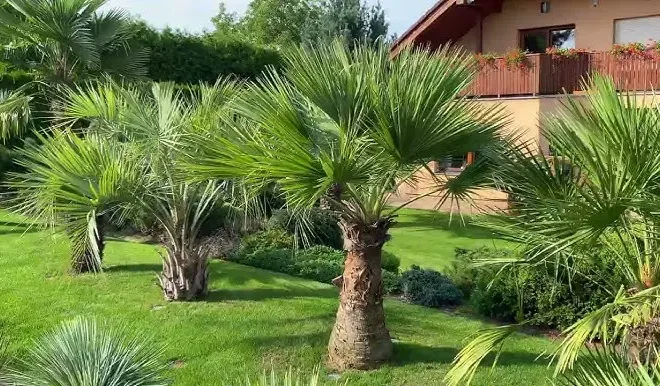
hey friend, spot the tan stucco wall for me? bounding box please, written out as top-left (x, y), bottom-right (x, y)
top-left (389, 95), bottom-right (569, 213)
top-left (477, 0), bottom-right (660, 54)
top-left (456, 20), bottom-right (481, 52)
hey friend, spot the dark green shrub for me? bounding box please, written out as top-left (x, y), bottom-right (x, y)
top-left (131, 23), bottom-right (282, 83)
top-left (295, 258), bottom-right (343, 284)
top-left (239, 228), bottom-right (294, 254)
top-left (294, 245), bottom-right (344, 283)
top-left (382, 270), bottom-right (402, 295)
top-left (238, 248), bottom-right (297, 275)
top-left (400, 266), bottom-right (463, 308)
top-left (381, 251), bottom-right (401, 274)
top-left (296, 245), bottom-right (344, 263)
top-left (267, 208), bottom-right (343, 250)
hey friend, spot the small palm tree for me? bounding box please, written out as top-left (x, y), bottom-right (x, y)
top-left (9, 130), bottom-right (141, 273)
top-left (183, 41), bottom-right (506, 369)
top-left (446, 76), bottom-right (660, 384)
top-left (59, 80), bottom-right (239, 299)
top-left (0, 0), bottom-right (148, 85)
top-left (1, 318), bottom-right (168, 386)
top-left (0, 87), bottom-right (32, 143)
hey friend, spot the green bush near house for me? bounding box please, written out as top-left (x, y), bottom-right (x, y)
top-left (448, 247), bottom-right (621, 330)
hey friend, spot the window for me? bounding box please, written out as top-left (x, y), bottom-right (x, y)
top-left (435, 152), bottom-right (476, 175)
top-left (520, 25), bottom-right (575, 53)
top-left (615, 16), bottom-right (660, 44)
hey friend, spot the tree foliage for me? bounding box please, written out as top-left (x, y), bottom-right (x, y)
top-left (210, 0), bottom-right (389, 47)
top-left (0, 0), bottom-right (149, 84)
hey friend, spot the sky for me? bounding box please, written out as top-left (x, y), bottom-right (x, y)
top-left (105, 0), bottom-right (438, 36)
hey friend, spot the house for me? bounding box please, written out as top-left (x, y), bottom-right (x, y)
top-left (389, 0), bottom-right (660, 212)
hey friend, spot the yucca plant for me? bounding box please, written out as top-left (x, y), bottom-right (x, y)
top-left (240, 367), bottom-right (329, 386)
top-left (58, 79), bottom-right (240, 299)
top-left (2, 318), bottom-right (168, 386)
top-left (446, 76), bottom-right (660, 384)
top-left (8, 130), bottom-right (142, 273)
top-left (182, 40), bottom-right (506, 369)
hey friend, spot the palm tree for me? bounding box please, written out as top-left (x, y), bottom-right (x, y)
top-left (0, 87), bottom-right (32, 143)
top-left (182, 41), bottom-right (506, 369)
top-left (0, 0), bottom-right (148, 85)
top-left (0, 0), bottom-right (148, 144)
top-left (446, 76), bottom-right (660, 384)
top-left (58, 80), bottom-right (239, 299)
top-left (8, 130), bottom-right (142, 273)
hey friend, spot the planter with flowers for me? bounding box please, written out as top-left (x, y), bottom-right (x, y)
top-left (610, 41), bottom-right (659, 60)
top-left (474, 52), bottom-right (497, 69)
top-left (504, 49), bottom-right (532, 70)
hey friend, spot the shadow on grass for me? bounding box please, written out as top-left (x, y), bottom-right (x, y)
top-left (0, 221), bottom-right (42, 236)
top-left (104, 264), bottom-right (161, 273)
top-left (392, 342), bottom-right (542, 367)
top-left (206, 286), bottom-right (336, 302)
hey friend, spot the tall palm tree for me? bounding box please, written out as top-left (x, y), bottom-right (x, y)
top-left (0, 0), bottom-right (149, 85)
top-left (58, 80), bottom-right (239, 299)
top-left (182, 41), bottom-right (507, 369)
top-left (446, 76), bottom-right (660, 385)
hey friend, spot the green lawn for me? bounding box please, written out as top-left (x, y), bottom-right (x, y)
top-left (386, 208), bottom-right (512, 271)
top-left (0, 210), bottom-right (552, 385)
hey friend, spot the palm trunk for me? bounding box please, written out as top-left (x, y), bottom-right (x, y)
top-left (328, 217), bottom-right (394, 370)
top-left (158, 241), bottom-right (209, 301)
top-left (320, 183), bottom-right (343, 211)
top-left (72, 216), bottom-right (105, 274)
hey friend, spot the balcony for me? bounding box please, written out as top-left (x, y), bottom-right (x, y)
top-left (465, 52), bottom-right (660, 98)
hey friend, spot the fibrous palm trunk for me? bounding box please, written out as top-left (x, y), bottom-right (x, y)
top-left (72, 216), bottom-right (105, 274)
top-left (158, 241), bottom-right (209, 301)
top-left (328, 218), bottom-right (394, 370)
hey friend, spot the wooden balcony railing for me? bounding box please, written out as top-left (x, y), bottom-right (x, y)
top-left (465, 52), bottom-right (660, 98)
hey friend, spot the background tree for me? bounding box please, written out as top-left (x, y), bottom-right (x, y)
top-left (183, 41), bottom-right (505, 369)
top-left (302, 0), bottom-right (389, 47)
top-left (446, 77), bottom-right (660, 385)
top-left (240, 0), bottom-right (313, 46)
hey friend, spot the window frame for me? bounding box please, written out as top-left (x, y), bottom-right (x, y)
top-left (519, 24), bottom-right (576, 53)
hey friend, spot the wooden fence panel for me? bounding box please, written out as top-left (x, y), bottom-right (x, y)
top-left (465, 52), bottom-right (660, 97)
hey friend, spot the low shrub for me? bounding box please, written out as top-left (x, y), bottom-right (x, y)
top-left (238, 228), bottom-right (294, 255)
top-left (230, 244), bottom-right (402, 290)
top-left (448, 247), bottom-right (621, 329)
top-left (236, 248), bottom-right (297, 275)
top-left (267, 208), bottom-right (343, 250)
top-left (382, 270), bottom-right (402, 295)
top-left (400, 266), bottom-right (463, 308)
top-left (381, 251), bottom-right (401, 274)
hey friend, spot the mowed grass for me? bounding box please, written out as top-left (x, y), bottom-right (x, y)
top-left (386, 208), bottom-right (513, 271)
top-left (0, 210), bottom-right (552, 385)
